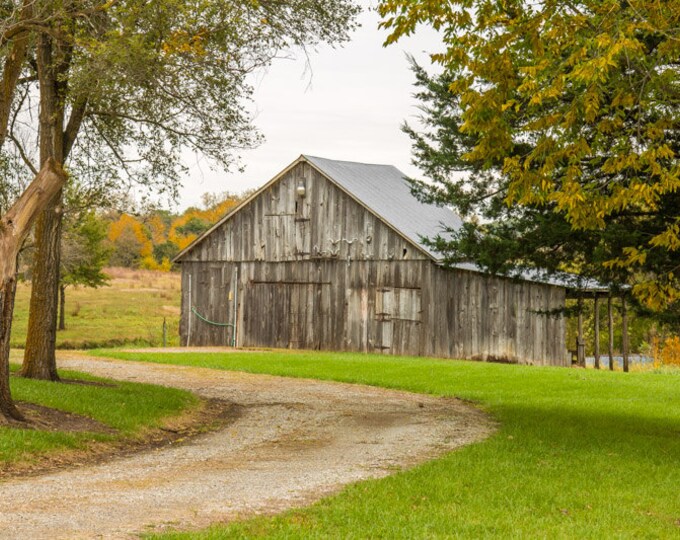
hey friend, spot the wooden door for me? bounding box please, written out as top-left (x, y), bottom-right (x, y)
top-left (372, 287), bottom-right (423, 355)
top-left (242, 281), bottom-right (327, 350)
top-left (374, 288), bottom-right (394, 352)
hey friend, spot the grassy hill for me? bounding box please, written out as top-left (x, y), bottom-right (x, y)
top-left (10, 268), bottom-right (181, 350)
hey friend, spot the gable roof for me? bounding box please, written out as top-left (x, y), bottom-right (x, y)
top-left (173, 154), bottom-right (607, 292)
top-left (303, 155), bottom-right (462, 260)
top-left (174, 154), bottom-right (462, 263)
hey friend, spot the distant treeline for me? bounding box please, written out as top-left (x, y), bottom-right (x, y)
top-left (105, 191), bottom-right (250, 271)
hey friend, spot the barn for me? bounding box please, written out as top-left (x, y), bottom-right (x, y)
top-left (174, 155), bottom-right (572, 366)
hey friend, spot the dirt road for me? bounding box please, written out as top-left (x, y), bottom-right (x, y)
top-left (0, 354), bottom-right (492, 539)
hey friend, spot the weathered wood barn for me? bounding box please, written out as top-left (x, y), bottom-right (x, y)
top-left (175, 155), bottom-right (572, 365)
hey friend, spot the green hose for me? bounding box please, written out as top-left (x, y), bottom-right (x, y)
top-left (191, 307), bottom-right (234, 328)
top-left (191, 306), bottom-right (237, 347)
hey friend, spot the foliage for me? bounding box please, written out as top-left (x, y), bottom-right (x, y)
top-left (61, 212), bottom-right (111, 290)
top-left (153, 242), bottom-right (180, 266)
top-left (167, 194), bottom-right (243, 251)
top-left (378, 0), bottom-right (680, 312)
top-left (651, 335), bottom-right (680, 367)
top-left (105, 191), bottom-right (245, 270)
top-left (3, 0), bottom-right (361, 198)
top-left (93, 349), bottom-right (680, 539)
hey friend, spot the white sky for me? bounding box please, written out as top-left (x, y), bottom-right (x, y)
top-left (177, 1), bottom-right (444, 210)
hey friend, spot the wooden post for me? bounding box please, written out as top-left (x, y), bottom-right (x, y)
top-left (622, 295), bottom-right (629, 372)
top-left (593, 295), bottom-right (600, 369)
top-left (162, 318), bottom-right (167, 348)
top-left (608, 294), bottom-right (614, 371)
top-left (577, 296), bottom-right (586, 367)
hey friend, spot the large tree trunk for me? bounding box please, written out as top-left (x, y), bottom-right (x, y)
top-left (58, 283), bottom-right (66, 331)
top-left (21, 200), bottom-right (63, 380)
top-left (0, 276), bottom-right (21, 421)
top-left (0, 160), bottom-right (66, 421)
top-left (21, 32), bottom-right (67, 381)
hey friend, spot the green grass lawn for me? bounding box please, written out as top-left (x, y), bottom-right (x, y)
top-left (10, 268), bottom-right (181, 349)
top-left (93, 349), bottom-right (680, 539)
top-left (1, 359), bottom-right (197, 467)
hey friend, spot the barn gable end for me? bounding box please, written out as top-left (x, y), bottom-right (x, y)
top-left (177, 157), bottom-right (438, 264)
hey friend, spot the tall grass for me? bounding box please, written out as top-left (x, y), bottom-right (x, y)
top-left (11, 268), bottom-right (181, 349)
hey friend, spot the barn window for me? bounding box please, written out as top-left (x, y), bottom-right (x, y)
top-left (375, 287), bottom-right (421, 322)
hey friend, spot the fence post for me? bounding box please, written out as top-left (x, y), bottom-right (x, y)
top-left (594, 295), bottom-right (600, 369)
top-left (608, 294), bottom-right (614, 370)
top-left (622, 295), bottom-right (629, 372)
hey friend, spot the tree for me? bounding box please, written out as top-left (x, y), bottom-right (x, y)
top-left (379, 0), bottom-right (680, 316)
top-left (0, 1), bottom-right (69, 420)
top-left (0, 160), bottom-right (65, 421)
top-left (107, 213), bottom-right (152, 268)
top-left (168, 192), bottom-right (244, 250)
top-left (152, 242), bottom-right (179, 268)
top-left (9, 0), bottom-right (360, 380)
top-left (378, 0), bottom-right (680, 312)
top-left (59, 211), bottom-right (110, 331)
top-left (400, 60), bottom-right (628, 285)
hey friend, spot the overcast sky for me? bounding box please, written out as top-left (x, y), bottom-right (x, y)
top-left (177, 1), bottom-right (444, 210)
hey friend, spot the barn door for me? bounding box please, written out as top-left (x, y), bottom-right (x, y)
top-left (374, 288), bottom-right (394, 352)
top-left (241, 282), bottom-right (291, 348)
top-left (373, 287), bottom-right (422, 355)
top-left (241, 281), bottom-right (327, 349)
top-left (294, 194), bottom-right (311, 258)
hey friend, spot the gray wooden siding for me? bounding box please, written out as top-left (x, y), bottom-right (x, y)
top-left (179, 161), bottom-right (567, 366)
top-left (180, 260), bottom-right (567, 366)
top-left (180, 162), bottom-right (427, 264)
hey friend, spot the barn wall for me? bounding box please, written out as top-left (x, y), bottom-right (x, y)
top-left (180, 162), bottom-right (427, 264)
top-left (180, 260), bottom-right (568, 366)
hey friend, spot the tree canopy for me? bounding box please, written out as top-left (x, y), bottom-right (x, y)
top-left (0, 0), bottom-right (361, 412)
top-left (379, 0), bottom-right (680, 312)
top-left (3, 0), bottom-right (361, 193)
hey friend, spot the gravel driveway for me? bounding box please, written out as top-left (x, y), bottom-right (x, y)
top-left (0, 353), bottom-right (493, 539)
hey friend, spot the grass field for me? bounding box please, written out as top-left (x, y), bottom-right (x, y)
top-left (93, 349), bottom-right (680, 539)
top-left (10, 268), bottom-right (181, 349)
top-left (2, 353), bottom-right (197, 468)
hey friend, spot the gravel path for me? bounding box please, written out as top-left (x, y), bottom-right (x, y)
top-left (1, 353), bottom-right (493, 539)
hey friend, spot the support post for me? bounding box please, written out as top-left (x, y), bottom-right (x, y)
top-left (594, 295), bottom-right (600, 369)
top-left (186, 274), bottom-right (192, 347)
top-left (232, 267), bottom-right (238, 348)
top-left (608, 295), bottom-right (614, 370)
top-left (162, 317), bottom-right (167, 348)
top-left (577, 296), bottom-right (585, 367)
top-left (622, 295), bottom-right (629, 372)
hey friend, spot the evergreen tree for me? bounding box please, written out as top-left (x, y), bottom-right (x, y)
top-left (380, 0), bottom-right (680, 316)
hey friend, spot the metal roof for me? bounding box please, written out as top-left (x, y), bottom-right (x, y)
top-left (304, 155), bottom-right (462, 260)
top-left (306, 156), bottom-right (608, 291)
